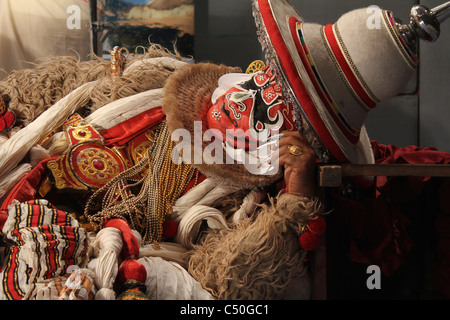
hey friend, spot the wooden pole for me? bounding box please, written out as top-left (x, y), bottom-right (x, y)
top-left (318, 164), bottom-right (450, 187)
top-left (89, 0), bottom-right (98, 56)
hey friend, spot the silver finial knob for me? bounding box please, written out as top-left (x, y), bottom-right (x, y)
top-left (395, 2), bottom-right (450, 56)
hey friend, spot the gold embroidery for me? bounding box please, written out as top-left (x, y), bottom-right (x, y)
top-left (71, 126), bottom-right (93, 142)
top-left (246, 60), bottom-right (266, 74)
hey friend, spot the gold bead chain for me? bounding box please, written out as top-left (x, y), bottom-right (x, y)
top-left (83, 122), bottom-right (195, 245)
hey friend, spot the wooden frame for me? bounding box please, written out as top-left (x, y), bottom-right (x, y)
top-left (318, 163), bottom-right (450, 187)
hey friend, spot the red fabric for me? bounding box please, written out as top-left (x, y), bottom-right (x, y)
top-left (2, 200), bottom-right (87, 300)
top-left (1, 108), bottom-right (172, 254)
top-left (0, 157), bottom-right (58, 217)
top-left (102, 107), bottom-right (165, 147)
top-left (0, 212), bottom-right (7, 230)
top-left (104, 218), bottom-right (139, 259)
top-left (0, 107), bottom-right (164, 227)
top-left (181, 169), bottom-right (207, 196)
top-left (372, 142), bottom-right (450, 298)
top-left (332, 193), bottom-right (413, 276)
top-left (372, 142), bottom-right (450, 200)
top-left (3, 245), bottom-right (23, 300)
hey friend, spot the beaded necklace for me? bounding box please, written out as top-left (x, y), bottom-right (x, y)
top-left (84, 122), bottom-right (195, 245)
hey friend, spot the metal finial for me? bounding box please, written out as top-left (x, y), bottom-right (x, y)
top-left (395, 1), bottom-right (450, 56)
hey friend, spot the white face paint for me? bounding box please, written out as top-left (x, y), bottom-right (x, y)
top-left (205, 67), bottom-right (296, 175)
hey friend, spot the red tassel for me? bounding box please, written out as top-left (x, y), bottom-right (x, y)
top-left (308, 216), bottom-right (326, 235)
top-left (117, 259), bottom-right (147, 286)
top-left (299, 231), bottom-right (321, 251)
top-left (0, 112), bottom-right (15, 131)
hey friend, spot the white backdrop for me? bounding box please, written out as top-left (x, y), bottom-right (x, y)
top-left (0, 0), bottom-right (101, 79)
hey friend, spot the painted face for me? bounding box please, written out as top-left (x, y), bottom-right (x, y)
top-left (205, 66), bottom-right (296, 175)
top-left (206, 67), bottom-right (295, 151)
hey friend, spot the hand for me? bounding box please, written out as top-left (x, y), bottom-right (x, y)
top-left (275, 131), bottom-right (318, 198)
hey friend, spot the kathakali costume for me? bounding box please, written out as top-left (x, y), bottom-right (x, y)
top-left (0, 39), bottom-right (325, 300)
top-left (0, 0), bottom-right (449, 300)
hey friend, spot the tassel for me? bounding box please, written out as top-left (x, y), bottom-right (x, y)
top-left (116, 259), bottom-right (149, 300)
top-left (91, 227), bottom-right (123, 300)
top-left (117, 259), bottom-right (147, 286)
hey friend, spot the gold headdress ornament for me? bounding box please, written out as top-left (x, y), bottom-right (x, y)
top-left (110, 46), bottom-right (128, 80)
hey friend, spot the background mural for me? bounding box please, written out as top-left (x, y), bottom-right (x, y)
top-left (102, 0), bottom-right (195, 58)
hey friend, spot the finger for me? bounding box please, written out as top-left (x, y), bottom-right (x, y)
top-left (275, 142), bottom-right (316, 163)
top-left (278, 134), bottom-right (313, 154)
top-left (278, 134), bottom-right (304, 149)
top-left (271, 145), bottom-right (288, 164)
top-left (276, 150), bottom-right (299, 167)
top-left (275, 146), bottom-right (317, 180)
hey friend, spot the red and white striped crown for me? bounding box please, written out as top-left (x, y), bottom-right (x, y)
top-left (252, 0), bottom-right (417, 165)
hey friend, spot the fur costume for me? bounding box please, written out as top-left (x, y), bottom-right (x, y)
top-left (0, 44), bottom-right (183, 127)
top-left (188, 193), bottom-right (323, 299)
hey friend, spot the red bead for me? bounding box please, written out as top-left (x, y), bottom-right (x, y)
top-left (298, 231), bottom-right (321, 251)
top-left (78, 130), bottom-right (87, 137)
top-left (308, 216), bottom-right (326, 235)
top-left (162, 220), bottom-right (178, 239)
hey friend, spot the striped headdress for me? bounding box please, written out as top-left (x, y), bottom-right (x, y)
top-left (252, 0), bottom-right (417, 179)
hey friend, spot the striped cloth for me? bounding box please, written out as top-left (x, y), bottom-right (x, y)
top-left (0, 199), bottom-right (87, 300)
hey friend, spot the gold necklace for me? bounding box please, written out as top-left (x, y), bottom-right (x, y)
top-left (84, 122), bottom-right (195, 245)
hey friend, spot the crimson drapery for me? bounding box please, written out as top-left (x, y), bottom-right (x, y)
top-left (329, 141), bottom-right (450, 297)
